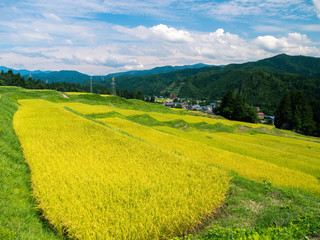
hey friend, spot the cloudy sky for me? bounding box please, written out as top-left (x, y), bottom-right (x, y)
top-left (0, 0), bottom-right (319, 75)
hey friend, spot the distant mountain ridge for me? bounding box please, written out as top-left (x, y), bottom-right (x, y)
top-left (0, 63), bottom-right (212, 84)
top-left (102, 63), bottom-right (211, 79)
top-left (0, 66), bottom-right (51, 77)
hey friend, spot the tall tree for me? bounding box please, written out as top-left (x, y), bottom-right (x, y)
top-left (275, 91), bottom-right (293, 129)
top-left (219, 90), bottom-right (235, 119)
top-left (232, 94), bottom-right (246, 120)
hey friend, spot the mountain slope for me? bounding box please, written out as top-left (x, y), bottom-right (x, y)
top-left (32, 70), bottom-right (90, 83)
top-left (179, 70), bottom-right (320, 114)
top-left (99, 54), bottom-right (320, 115)
top-left (102, 63), bottom-right (211, 79)
top-left (222, 54), bottom-right (320, 76)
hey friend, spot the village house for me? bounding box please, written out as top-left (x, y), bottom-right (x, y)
top-left (164, 101), bottom-right (175, 108)
top-left (257, 112), bottom-right (264, 120)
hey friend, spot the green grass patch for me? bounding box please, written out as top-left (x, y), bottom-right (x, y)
top-left (0, 93), bottom-right (60, 239)
top-left (174, 173), bottom-right (320, 239)
top-left (0, 86), bottom-right (63, 102)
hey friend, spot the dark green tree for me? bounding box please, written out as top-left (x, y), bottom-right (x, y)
top-left (219, 90), bottom-right (235, 119)
top-left (219, 90), bottom-right (257, 123)
top-left (275, 92), bottom-right (293, 129)
top-left (243, 103), bottom-right (258, 123)
top-left (232, 94), bottom-right (246, 121)
top-left (276, 91), bottom-right (316, 136)
top-left (310, 100), bottom-right (320, 136)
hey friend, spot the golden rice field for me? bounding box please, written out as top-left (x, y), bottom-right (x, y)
top-left (98, 117), bottom-right (320, 195)
top-left (152, 127), bottom-right (320, 177)
top-left (13, 99), bottom-right (230, 240)
top-left (12, 97), bottom-right (320, 239)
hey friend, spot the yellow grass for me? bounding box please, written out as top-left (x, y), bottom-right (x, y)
top-left (99, 117), bottom-right (320, 196)
top-left (14, 99), bottom-right (230, 240)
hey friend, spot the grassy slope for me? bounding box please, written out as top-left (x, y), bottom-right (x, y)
top-left (1, 87), bottom-right (319, 239)
top-left (0, 89), bottom-right (61, 239)
top-left (174, 173), bottom-right (320, 239)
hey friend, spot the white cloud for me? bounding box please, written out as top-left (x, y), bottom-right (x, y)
top-left (313, 0), bottom-right (320, 18)
top-left (254, 33), bottom-right (315, 55)
top-left (115, 24), bottom-right (193, 43)
top-left (1, 23), bottom-right (319, 75)
top-left (301, 24), bottom-right (320, 31)
top-left (0, 0), bottom-right (319, 74)
top-left (252, 25), bottom-right (286, 33)
top-left (202, 0), bottom-right (314, 20)
top-left (43, 13), bottom-right (62, 22)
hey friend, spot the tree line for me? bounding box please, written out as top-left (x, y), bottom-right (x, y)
top-left (0, 70), bottom-right (145, 100)
top-left (275, 91), bottom-right (320, 136)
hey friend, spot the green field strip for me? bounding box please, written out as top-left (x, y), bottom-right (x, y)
top-left (0, 94), bottom-right (60, 240)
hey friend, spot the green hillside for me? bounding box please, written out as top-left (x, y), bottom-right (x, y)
top-left (102, 66), bottom-right (219, 96)
top-left (100, 54), bottom-right (320, 115)
top-left (222, 54), bottom-right (320, 76)
top-left (180, 70), bottom-right (320, 114)
top-left (32, 70), bottom-right (90, 84)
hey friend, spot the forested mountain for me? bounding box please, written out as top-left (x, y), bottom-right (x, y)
top-left (31, 70), bottom-right (90, 84)
top-left (179, 70), bottom-right (320, 114)
top-left (100, 67), bottom-right (220, 96)
top-left (102, 63), bottom-right (211, 79)
top-left (222, 54), bottom-right (320, 76)
top-left (98, 54), bottom-right (320, 115)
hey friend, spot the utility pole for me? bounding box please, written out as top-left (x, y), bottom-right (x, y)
top-left (90, 77), bottom-right (93, 93)
top-left (111, 77), bottom-right (116, 95)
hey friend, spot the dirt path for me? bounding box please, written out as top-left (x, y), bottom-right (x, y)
top-left (59, 92), bottom-right (69, 98)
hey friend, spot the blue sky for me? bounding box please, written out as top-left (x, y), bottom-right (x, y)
top-left (0, 0), bottom-right (319, 75)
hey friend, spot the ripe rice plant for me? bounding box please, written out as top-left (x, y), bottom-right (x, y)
top-left (61, 102), bottom-right (145, 116)
top-left (152, 127), bottom-right (320, 178)
top-left (218, 132), bottom-right (320, 161)
top-left (99, 118), bottom-right (320, 196)
top-left (14, 99), bottom-right (230, 240)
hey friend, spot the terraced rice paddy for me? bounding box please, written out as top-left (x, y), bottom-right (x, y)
top-left (61, 102), bottom-right (274, 129)
top-left (11, 96), bottom-right (320, 239)
top-left (13, 99), bottom-right (230, 240)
